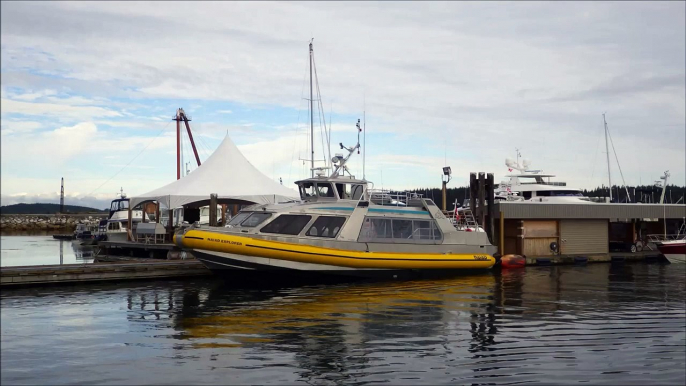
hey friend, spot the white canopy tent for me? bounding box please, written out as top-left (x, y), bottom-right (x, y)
top-left (130, 134), bottom-right (299, 209)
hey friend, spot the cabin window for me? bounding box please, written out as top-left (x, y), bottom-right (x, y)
top-left (260, 214), bottom-right (312, 235)
top-left (299, 182), bottom-right (316, 199)
top-left (228, 212), bottom-right (251, 226)
top-left (359, 217), bottom-right (442, 242)
top-left (315, 183), bottom-right (336, 198)
top-left (392, 219), bottom-right (413, 239)
top-left (359, 218), bottom-right (392, 240)
top-left (306, 216), bottom-right (347, 238)
top-left (240, 212), bottom-right (272, 227)
top-left (522, 191), bottom-right (532, 199)
top-left (412, 220), bottom-right (433, 240)
top-left (335, 184), bottom-right (352, 199)
top-left (351, 184), bottom-right (365, 200)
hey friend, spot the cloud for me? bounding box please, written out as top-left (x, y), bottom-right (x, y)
top-left (0, 1), bottom-right (684, 202)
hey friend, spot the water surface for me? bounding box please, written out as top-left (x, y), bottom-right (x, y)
top-left (2, 263), bottom-right (684, 385)
top-left (1, 235), bottom-right (95, 267)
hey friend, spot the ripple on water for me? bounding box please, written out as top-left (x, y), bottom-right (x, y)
top-left (1, 264), bottom-right (685, 385)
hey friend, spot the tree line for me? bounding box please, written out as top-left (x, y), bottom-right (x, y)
top-left (403, 185), bottom-right (686, 208)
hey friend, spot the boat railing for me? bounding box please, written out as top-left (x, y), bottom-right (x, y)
top-left (648, 223), bottom-right (686, 243)
top-left (367, 189), bottom-right (424, 207)
top-left (447, 208), bottom-right (483, 232)
top-left (518, 182), bottom-right (567, 186)
top-left (647, 233), bottom-right (686, 243)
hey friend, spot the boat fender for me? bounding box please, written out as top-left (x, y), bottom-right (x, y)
top-left (501, 254), bottom-right (526, 269)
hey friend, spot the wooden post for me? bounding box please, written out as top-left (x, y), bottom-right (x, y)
top-left (441, 180), bottom-right (447, 211)
top-left (167, 208), bottom-right (174, 238)
top-left (232, 204), bottom-right (239, 216)
top-left (469, 173), bottom-right (477, 214)
top-left (155, 202), bottom-right (160, 225)
top-left (141, 203), bottom-right (147, 223)
top-left (478, 172), bottom-right (486, 227)
top-left (499, 211), bottom-right (505, 255)
top-left (486, 173), bottom-right (495, 242)
top-left (209, 194), bottom-right (218, 227)
top-left (221, 204), bottom-right (227, 226)
top-left (127, 207), bottom-right (132, 241)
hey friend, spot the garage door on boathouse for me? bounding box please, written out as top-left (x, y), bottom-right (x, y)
top-left (560, 219), bottom-right (608, 255)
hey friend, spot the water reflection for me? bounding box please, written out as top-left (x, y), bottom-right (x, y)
top-left (0, 235), bottom-right (95, 266)
top-left (2, 264), bottom-right (684, 385)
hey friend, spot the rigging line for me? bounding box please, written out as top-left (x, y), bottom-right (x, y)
top-left (589, 121), bottom-right (602, 185)
top-left (312, 53), bottom-right (331, 169)
top-left (606, 124), bottom-right (630, 200)
top-left (290, 58), bottom-right (310, 183)
top-left (87, 120), bottom-right (172, 196)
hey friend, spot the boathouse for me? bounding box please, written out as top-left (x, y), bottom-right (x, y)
top-left (493, 202), bottom-right (686, 257)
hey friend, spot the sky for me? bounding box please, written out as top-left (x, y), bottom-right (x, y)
top-left (1, 1), bottom-right (685, 209)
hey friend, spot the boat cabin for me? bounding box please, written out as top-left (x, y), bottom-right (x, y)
top-left (295, 176), bottom-right (367, 202)
top-left (108, 198), bottom-right (130, 219)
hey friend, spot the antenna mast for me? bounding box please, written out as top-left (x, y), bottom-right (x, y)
top-left (309, 39), bottom-right (315, 178)
top-left (60, 177), bottom-right (64, 214)
top-left (363, 97), bottom-right (366, 180)
top-left (603, 113), bottom-right (613, 202)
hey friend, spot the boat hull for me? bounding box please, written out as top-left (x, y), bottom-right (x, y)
top-left (657, 241), bottom-right (686, 264)
top-left (176, 229), bottom-right (496, 277)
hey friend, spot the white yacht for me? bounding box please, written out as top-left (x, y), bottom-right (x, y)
top-left (105, 190), bottom-right (148, 242)
top-left (494, 157), bottom-right (593, 203)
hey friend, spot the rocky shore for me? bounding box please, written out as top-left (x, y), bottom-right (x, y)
top-left (0, 215), bottom-right (106, 232)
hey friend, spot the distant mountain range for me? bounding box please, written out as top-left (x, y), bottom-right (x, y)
top-left (0, 203), bottom-right (107, 215)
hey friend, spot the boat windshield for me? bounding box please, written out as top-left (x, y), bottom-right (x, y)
top-left (110, 199), bottom-right (129, 211)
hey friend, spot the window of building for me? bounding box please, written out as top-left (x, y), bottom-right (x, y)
top-left (240, 212), bottom-right (272, 227)
top-left (305, 216), bottom-right (347, 238)
top-left (316, 183), bottom-right (336, 198)
top-left (260, 214), bottom-right (312, 235)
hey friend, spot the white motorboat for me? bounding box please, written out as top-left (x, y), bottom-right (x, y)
top-left (649, 223), bottom-right (686, 264)
top-left (494, 154), bottom-right (593, 203)
top-left (105, 189), bottom-right (149, 242)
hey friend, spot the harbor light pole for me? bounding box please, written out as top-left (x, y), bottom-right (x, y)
top-left (442, 166), bottom-right (452, 211)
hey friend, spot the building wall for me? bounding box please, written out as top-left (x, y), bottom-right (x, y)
top-left (560, 219), bottom-right (609, 255)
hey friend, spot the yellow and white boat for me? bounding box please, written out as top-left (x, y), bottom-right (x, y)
top-left (174, 127), bottom-right (497, 279)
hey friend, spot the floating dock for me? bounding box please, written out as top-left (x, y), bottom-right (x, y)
top-left (98, 240), bottom-right (181, 259)
top-left (1, 260), bottom-right (210, 287)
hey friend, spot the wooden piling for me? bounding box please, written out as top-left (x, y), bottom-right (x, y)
top-left (209, 194), bottom-right (218, 227)
top-left (478, 172), bottom-right (486, 227)
top-left (499, 211), bottom-right (505, 255)
top-left (469, 173), bottom-right (477, 214)
top-left (486, 173), bottom-right (495, 242)
top-left (127, 207), bottom-right (132, 241)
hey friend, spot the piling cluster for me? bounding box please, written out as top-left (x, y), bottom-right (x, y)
top-left (0, 215), bottom-right (105, 232)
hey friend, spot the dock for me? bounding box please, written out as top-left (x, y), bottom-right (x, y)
top-left (98, 240), bottom-right (182, 259)
top-left (1, 260), bottom-right (210, 287)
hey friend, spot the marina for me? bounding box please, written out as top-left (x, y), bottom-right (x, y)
top-left (2, 3), bottom-right (685, 384)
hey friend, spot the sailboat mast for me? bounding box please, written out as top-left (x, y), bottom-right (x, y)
top-left (363, 103), bottom-right (366, 180)
top-left (603, 113), bottom-right (613, 202)
top-left (309, 40), bottom-right (315, 178)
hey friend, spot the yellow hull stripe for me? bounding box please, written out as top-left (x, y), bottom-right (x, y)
top-left (177, 230), bottom-right (495, 270)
